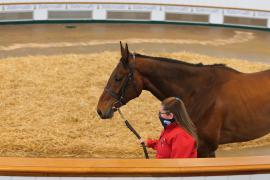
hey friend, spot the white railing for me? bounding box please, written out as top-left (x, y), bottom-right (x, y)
top-left (0, 0), bottom-right (270, 28)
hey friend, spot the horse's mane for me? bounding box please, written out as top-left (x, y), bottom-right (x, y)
top-left (135, 53), bottom-right (239, 72)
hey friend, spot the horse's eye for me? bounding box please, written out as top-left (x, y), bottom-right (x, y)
top-left (115, 77), bottom-right (122, 82)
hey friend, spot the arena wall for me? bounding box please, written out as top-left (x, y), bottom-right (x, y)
top-left (0, 0), bottom-right (270, 28)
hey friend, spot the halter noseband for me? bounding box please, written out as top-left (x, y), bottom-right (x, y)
top-left (105, 53), bottom-right (139, 109)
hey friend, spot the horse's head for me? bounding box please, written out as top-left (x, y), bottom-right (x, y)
top-left (96, 42), bottom-right (143, 119)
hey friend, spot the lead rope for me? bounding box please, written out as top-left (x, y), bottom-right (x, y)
top-left (117, 109), bottom-right (149, 159)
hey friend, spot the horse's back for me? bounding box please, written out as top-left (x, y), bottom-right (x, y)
top-left (250, 68), bottom-right (270, 77)
top-left (221, 69), bottom-right (270, 113)
top-left (223, 69), bottom-right (270, 97)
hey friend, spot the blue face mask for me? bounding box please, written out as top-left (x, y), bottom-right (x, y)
top-left (159, 116), bottom-right (175, 128)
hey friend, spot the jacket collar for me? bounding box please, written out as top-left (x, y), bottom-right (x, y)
top-left (160, 122), bottom-right (178, 138)
top-left (164, 121), bottom-right (178, 130)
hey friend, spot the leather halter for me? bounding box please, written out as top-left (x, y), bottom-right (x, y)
top-left (104, 53), bottom-right (139, 109)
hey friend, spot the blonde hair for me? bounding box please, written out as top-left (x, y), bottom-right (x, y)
top-left (162, 97), bottom-right (198, 148)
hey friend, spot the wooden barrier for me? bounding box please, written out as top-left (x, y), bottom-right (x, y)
top-left (0, 156), bottom-right (269, 177)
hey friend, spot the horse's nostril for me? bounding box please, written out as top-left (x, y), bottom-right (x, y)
top-left (97, 109), bottom-right (102, 117)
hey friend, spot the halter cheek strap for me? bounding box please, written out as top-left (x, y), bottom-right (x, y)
top-left (105, 53), bottom-right (140, 109)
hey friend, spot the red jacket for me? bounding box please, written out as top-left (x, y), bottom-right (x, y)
top-left (146, 122), bottom-right (197, 158)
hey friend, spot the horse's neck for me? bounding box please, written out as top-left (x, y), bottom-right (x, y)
top-left (136, 57), bottom-right (222, 103)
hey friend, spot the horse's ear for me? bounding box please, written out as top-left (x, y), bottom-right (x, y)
top-left (125, 43), bottom-right (129, 56)
top-left (120, 41), bottom-right (125, 57)
top-left (120, 43), bottom-right (130, 66)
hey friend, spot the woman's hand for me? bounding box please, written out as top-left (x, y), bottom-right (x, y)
top-left (138, 138), bottom-right (145, 144)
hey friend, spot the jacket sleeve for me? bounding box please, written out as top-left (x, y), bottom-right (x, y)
top-left (146, 139), bottom-right (158, 150)
top-left (170, 134), bottom-right (196, 158)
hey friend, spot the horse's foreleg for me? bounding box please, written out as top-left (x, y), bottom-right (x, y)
top-left (209, 151), bottom-right (216, 157)
top-left (196, 100), bottom-right (224, 158)
top-left (197, 140), bottom-right (217, 158)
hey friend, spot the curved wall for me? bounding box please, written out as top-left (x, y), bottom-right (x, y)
top-left (0, 0), bottom-right (270, 28)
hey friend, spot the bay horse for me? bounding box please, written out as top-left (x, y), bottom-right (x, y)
top-left (97, 42), bottom-right (270, 157)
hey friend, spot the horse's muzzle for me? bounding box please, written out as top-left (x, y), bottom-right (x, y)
top-left (96, 108), bottom-right (114, 119)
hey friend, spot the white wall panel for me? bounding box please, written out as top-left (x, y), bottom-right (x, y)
top-left (4, 5), bottom-right (33, 11)
top-left (1, 0), bottom-right (270, 11)
top-left (68, 4), bottom-right (95, 10)
top-left (0, 0), bottom-right (270, 28)
top-left (37, 4), bottom-right (66, 10)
